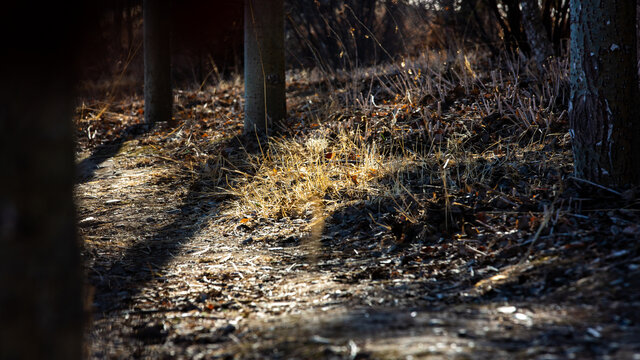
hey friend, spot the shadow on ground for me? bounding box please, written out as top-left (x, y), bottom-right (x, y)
top-left (224, 213), bottom-right (640, 358)
top-left (224, 300), bottom-right (639, 359)
top-left (87, 133), bottom-right (282, 314)
top-left (76, 123), bottom-right (152, 184)
top-left (225, 164), bottom-right (640, 358)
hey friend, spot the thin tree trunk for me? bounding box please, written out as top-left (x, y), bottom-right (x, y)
top-left (505, 0), bottom-right (529, 53)
top-left (244, 0), bottom-right (286, 138)
top-left (569, 0), bottom-right (640, 186)
top-left (485, 0), bottom-right (517, 51)
top-left (144, 0), bottom-right (172, 124)
top-left (520, 0), bottom-right (554, 64)
top-left (0, 4), bottom-right (83, 359)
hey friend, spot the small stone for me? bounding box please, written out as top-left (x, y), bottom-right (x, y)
top-left (497, 305), bottom-right (517, 314)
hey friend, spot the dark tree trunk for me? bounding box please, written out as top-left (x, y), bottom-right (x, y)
top-left (244, 0), bottom-right (286, 138)
top-left (569, 0), bottom-right (640, 186)
top-left (0, 4), bottom-right (83, 359)
top-left (144, 0), bottom-right (172, 124)
top-left (554, 1), bottom-right (570, 52)
top-left (520, 0), bottom-right (554, 64)
top-left (504, 0), bottom-right (529, 52)
top-left (485, 0), bottom-right (520, 52)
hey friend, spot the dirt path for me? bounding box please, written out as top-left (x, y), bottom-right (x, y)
top-left (76, 127), bottom-right (640, 359)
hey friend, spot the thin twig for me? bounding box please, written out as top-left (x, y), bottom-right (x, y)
top-left (520, 204), bottom-right (553, 264)
top-left (569, 176), bottom-right (622, 196)
top-left (466, 244), bottom-right (488, 256)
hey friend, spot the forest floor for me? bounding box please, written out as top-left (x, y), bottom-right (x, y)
top-left (76, 53), bottom-right (640, 359)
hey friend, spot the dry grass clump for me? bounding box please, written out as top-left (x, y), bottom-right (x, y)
top-left (217, 46), bottom-right (570, 227)
top-left (222, 130), bottom-right (411, 220)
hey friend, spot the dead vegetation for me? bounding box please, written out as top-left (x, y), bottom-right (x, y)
top-left (76, 44), bottom-right (640, 359)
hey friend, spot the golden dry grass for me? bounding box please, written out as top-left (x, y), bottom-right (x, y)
top-left (220, 129), bottom-right (403, 219)
top-left (212, 46), bottom-right (569, 228)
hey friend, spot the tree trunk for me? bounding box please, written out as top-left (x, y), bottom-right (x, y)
top-left (569, 0), bottom-right (640, 187)
top-left (144, 0), bottom-right (172, 124)
top-left (0, 4), bottom-right (83, 359)
top-left (244, 0), bottom-right (286, 137)
top-left (504, 0), bottom-right (529, 53)
top-left (520, 0), bottom-right (554, 64)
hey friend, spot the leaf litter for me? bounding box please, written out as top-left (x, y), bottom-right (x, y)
top-left (76, 50), bottom-right (639, 359)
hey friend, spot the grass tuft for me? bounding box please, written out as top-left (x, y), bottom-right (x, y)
top-left (215, 46), bottom-right (570, 235)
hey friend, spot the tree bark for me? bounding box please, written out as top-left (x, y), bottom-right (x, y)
top-left (0, 4), bottom-right (83, 359)
top-left (520, 0), bottom-right (554, 64)
top-left (144, 0), bottom-right (172, 124)
top-left (244, 0), bottom-right (286, 137)
top-left (569, 0), bottom-right (640, 186)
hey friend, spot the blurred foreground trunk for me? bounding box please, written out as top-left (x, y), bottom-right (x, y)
top-left (0, 4), bottom-right (83, 359)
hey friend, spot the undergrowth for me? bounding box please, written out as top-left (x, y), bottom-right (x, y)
top-left (74, 39), bottom-right (572, 242)
top-left (211, 46), bottom-right (570, 241)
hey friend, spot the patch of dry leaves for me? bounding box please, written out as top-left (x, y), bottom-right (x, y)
top-left (76, 51), bottom-right (640, 359)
